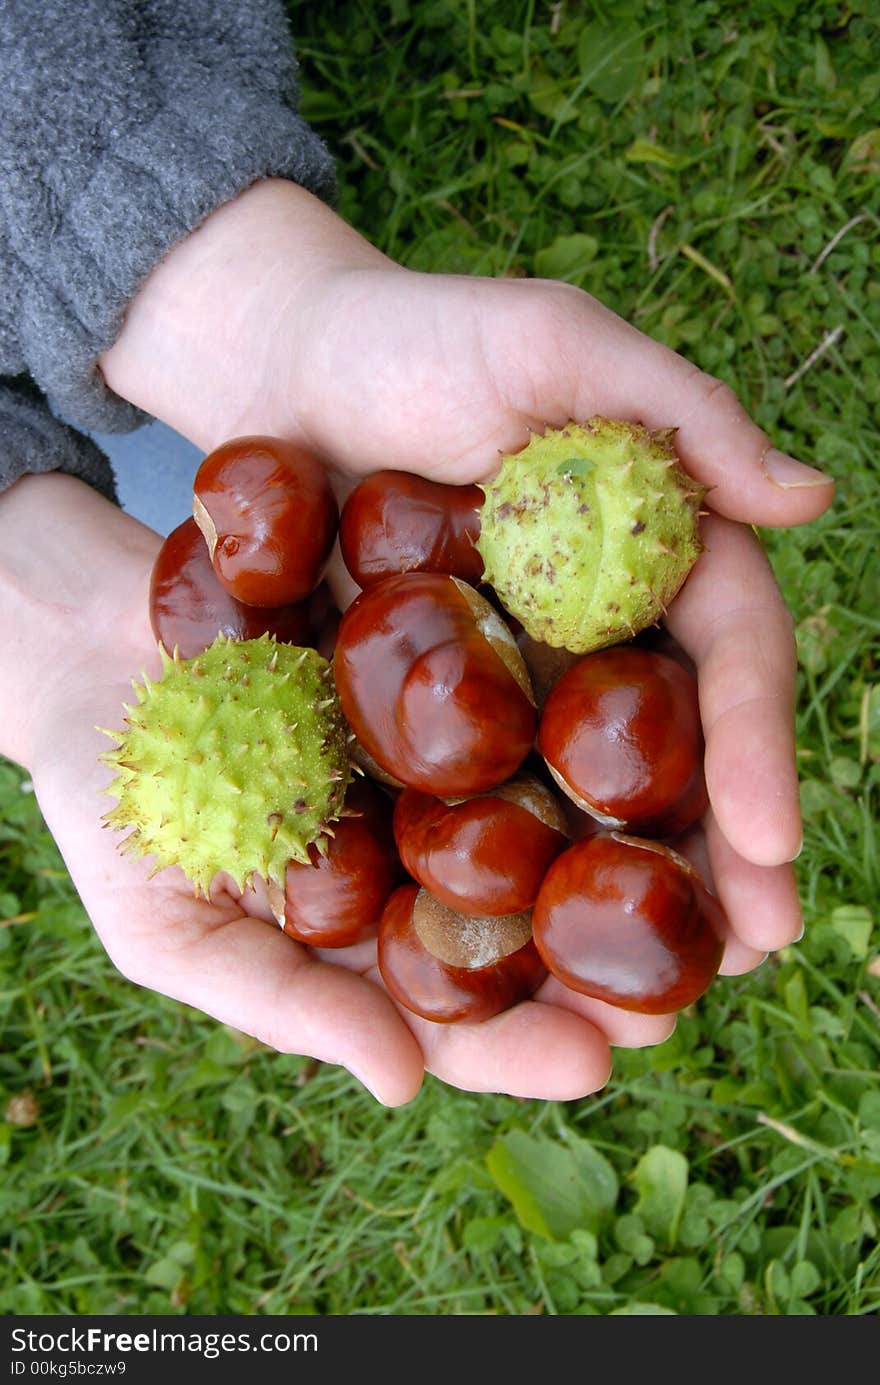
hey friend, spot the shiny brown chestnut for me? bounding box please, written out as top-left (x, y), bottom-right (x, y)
top-left (532, 834), bottom-right (725, 1013)
top-left (393, 773), bottom-right (567, 916)
top-left (333, 573), bottom-right (536, 798)
top-left (149, 517), bottom-right (312, 658)
top-left (339, 471), bottom-right (483, 588)
top-left (282, 780), bottom-right (402, 948)
top-left (538, 646), bottom-right (707, 837)
top-left (378, 883), bottom-right (546, 1023)
top-left (192, 436), bottom-right (338, 606)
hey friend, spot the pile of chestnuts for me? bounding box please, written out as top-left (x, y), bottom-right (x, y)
top-left (146, 434), bottom-right (727, 1028)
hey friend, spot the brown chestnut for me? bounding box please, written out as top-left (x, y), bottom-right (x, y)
top-left (378, 883), bottom-right (546, 1023)
top-left (192, 436), bottom-right (338, 606)
top-left (393, 772), bottom-right (567, 916)
top-left (538, 646), bottom-right (707, 837)
top-left (339, 471), bottom-right (483, 588)
top-left (333, 573), bottom-right (536, 798)
top-left (149, 517), bottom-right (312, 658)
top-left (282, 780), bottom-right (402, 948)
top-left (532, 834), bottom-right (725, 1013)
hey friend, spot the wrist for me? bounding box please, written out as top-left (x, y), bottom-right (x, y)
top-left (99, 179), bottom-right (394, 452)
top-left (0, 474), bottom-right (157, 770)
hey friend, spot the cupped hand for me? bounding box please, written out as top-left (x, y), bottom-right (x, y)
top-left (94, 182), bottom-right (837, 1099)
top-left (23, 493), bottom-right (665, 1107)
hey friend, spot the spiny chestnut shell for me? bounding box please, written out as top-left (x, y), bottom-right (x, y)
top-left (532, 834), bottom-right (725, 1013)
top-left (192, 436), bottom-right (338, 606)
top-left (538, 646), bottom-right (707, 836)
top-left (378, 883), bottom-right (546, 1023)
top-left (100, 635), bottom-right (351, 895)
top-left (149, 517), bottom-right (312, 659)
top-left (393, 775), bottom-right (567, 916)
top-left (477, 418), bottom-right (705, 653)
top-left (333, 573), bottom-right (536, 797)
top-left (339, 471), bottom-right (484, 587)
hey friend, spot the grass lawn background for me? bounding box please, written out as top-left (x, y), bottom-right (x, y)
top-left (1, 0), bottom-right (878, 1315)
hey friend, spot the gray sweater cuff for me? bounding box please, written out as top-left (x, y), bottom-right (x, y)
top-left (15, 92), bottom-right (336, 435)
top-left (0, 381), bottom-right (118, 503)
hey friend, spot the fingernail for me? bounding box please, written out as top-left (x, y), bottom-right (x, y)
top-left (763, 449), bottom-right (831, 489)
top-left (793, 920), bottom-right (805, 943)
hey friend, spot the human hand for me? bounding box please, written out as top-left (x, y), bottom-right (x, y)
top-left (97, 180), bottom-right (835, 1090)
top-left (2, 474), bottom-right (674, 1106)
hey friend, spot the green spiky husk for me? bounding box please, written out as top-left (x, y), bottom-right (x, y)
top-left (476, 418), bottom-right (705, 653)
top-left (100, 634), bottom-right (352, 896)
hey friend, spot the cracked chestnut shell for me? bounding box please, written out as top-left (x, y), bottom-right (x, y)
top-left (192, 436), bottom-right (338, 606)
top-left (538, 646), bottom-right (707, 837)
top-left (532, 834), bottom-right (725, 1013)
top-left (393, 773), bottom-right (567, 916)
top-left (283, 779), bottom-right (402, 948)
top-left (339, 470), bottom-right (483, 587)
top-left (333, 573), bottom-right (536, 798)
top-left (378, 883), bottom-right (546, 1023)
top-left (149, 517), bottom-right (312, 658)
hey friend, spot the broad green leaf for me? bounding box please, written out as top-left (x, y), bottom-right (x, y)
top-left (534, 232), bottom-right (598, 282)
top-left (577, 20), bottom-right (645, 103)
top-left (765, 1259), bottom-right (791, 1305)
top-left (632, 1145), bottom-right (688, 1247)
top-left (790, 1261), bottom-right (821, 1298)
top-left (143, 1258), bottom-right (183, 1291)
top-left (718, 1252), bottom-right (745, 1291)
top-left (615, 1214), bottom-right (654, 1264)
top-left (830, 905), bottom-right (873, 960)
top-left (525, 61), bottom-right (581, 124)
top-left (462, 1216), bottom-right (509, 1254)
top-left (829, 756), bottom-right (862, 790)
top-left (486, 1130), bottom-right (618, 1239)
top-left (858, 1090), bottom-right (880, 1132)
top-left (813, 35), bottom-right (837, 92)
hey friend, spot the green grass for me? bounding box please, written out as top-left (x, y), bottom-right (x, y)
top-left (2, 0), bottom-right (879, 1315)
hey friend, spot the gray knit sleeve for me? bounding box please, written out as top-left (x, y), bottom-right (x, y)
top-left (0, 381), bottom-right (117, 503)
top-left (0, 0), bottom-right (336, 484)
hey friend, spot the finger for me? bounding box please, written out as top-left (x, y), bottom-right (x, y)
top-left (705, 810), bottom-right (803, 953)
top-left (539, 287), bottom-right (835, 526)
top-left (664, 514), bottom-right (802, 866)
top-left (719, 937), bottom-right (769, 977)
top-left (671, 825), bottom-right (778, 972)
top-left (376, 975), bottom-right (613, 1100)
top-left (537, 975), bottom-right (677, 1048)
